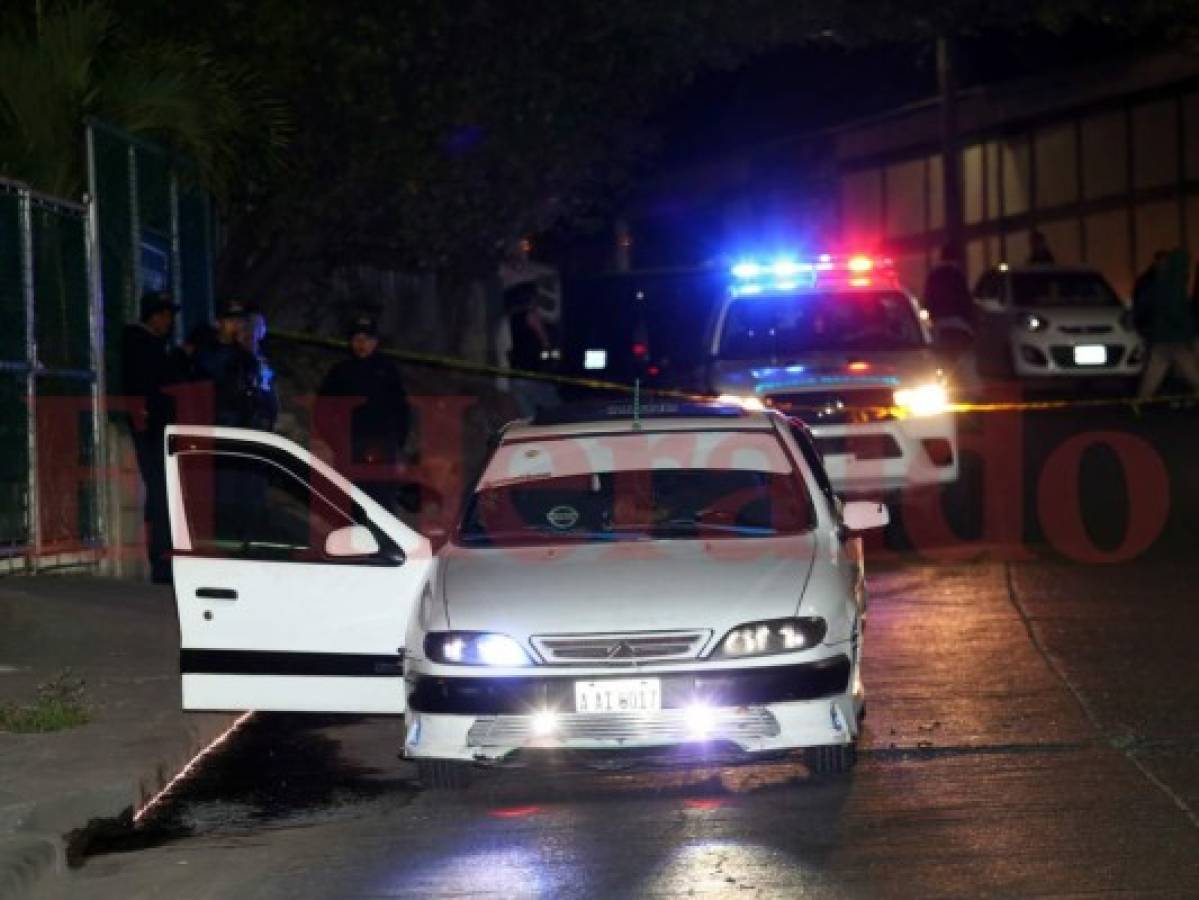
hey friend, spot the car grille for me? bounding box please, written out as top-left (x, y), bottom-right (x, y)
top-left (1049, 345), bottom-right (1126, 368)
top-left (768, 388), bottom-right (895, 424)
top-left (532, 631), bottom-right (711, 665)
top-left (466, 708), bottom-right (781, 748)
top-left (1058, 324), bottom-right (1114, 335)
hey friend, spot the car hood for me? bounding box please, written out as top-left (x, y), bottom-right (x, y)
top-left (438, 535), bottom-right (818, 640)
top-left (710, 349), bottom-right (942, 397)
top-left (1008, 305), bottom-right (1128, 328)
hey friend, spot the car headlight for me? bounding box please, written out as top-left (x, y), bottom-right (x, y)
top-left (1020, 312), bottom-right (1049, 333)
top-left (892, 383), bottom-right (949, 418)
top-left (424, 632), bottom-right (533, 666)
top-left (716, 393), bottom-right (766, 411)
top-left (712, 617), bottom-right (827, 658)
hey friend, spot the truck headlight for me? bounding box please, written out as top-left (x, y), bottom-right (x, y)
top-left (716, 393), bottom-right (766, 411)
top-left (712, 617), bottom-right (827, 658)
top-left (893, 383), bottom-right (949, 417)
top-left (424, 632), bottom-right (533, 666)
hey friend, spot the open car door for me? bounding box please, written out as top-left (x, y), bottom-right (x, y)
top-left (164, 425), bottom-right (432, 713)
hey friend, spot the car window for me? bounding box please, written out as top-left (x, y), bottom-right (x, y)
top-left (1010, 272), bottom-right (1121, 308)
top-left (718, 290), bottom-right (924, 358)
top-left (177, 451), bottom-right (358, 561)
top-left (459, 466), bottom-right (813, 546)
top-left (787, 420), bottom-right (836, 509)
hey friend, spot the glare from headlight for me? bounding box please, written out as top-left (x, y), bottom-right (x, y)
top-left (476, 634), bottom-right (531, 667)
top-left (684, 702), bottom-right (716, 738)
top-left (893, 383), bottom-right (949, 417)
top-left (531, 710), bottom-right (558, 737)
top-left (425, 632), bottom-right (532, 666)
top-left (716, 393), bottom-right (766, 411)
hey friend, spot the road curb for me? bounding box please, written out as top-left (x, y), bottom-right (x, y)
top-left (0, 834), bottom-right (61, 900)
top-left (0, 711), bottom-right (241, 897)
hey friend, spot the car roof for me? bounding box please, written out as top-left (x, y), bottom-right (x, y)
top-left (502, 404), bottom-right (778, 441)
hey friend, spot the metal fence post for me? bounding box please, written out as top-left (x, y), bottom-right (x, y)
top-left (18, 187), bottom-right (40, 570)
top-left (127, 145), bottom-right (140, 315)
top-left (85, 125), bottom-right (109, 560)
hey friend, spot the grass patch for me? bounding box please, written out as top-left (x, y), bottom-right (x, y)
top-left (0, 670), bottom-right (89, 733)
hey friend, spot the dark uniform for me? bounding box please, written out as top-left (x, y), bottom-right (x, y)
top-left (121, 292), bottom-right (180, 583)
top-left (315, 315), bottom-right (410, 510)
top-left (196, 301), bottom-right (278, 430)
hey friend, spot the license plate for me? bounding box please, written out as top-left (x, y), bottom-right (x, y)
top-left (1074, 344), bottom-right (1106, 365)
top-left (574, 678), bottom-right (661, 714)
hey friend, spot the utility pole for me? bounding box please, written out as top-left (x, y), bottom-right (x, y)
top-left (938, 35), bottom-right (964, 254)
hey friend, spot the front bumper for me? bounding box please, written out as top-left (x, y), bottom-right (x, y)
top-left (404, 655), bottom-right (856, 762)
top-left (809, 413), bottom-right (958, 494)
top-left (1010, 332), bottom-right (1144, 377)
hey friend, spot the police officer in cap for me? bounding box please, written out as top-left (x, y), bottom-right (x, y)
top-left (196, 299), bottom-right (277, 430)
top-left (121, 290), bottom-right (180, 583)
top-left (315, 314), bottom-right (410, 511)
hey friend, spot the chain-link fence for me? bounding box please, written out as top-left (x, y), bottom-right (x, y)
top-left (87, 120), bottom-right (214, 385)
top-left (0, 179), bottom-right (102, 571)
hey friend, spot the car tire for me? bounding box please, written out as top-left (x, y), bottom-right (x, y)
top-left (803, 743), bottom-right (858, 777)
top-left (417, 759), bottom-right (472, 790)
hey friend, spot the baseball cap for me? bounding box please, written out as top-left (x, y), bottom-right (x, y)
top-left (348, 314), bottom-right (378, 338)
top-left (138, 291), bottom-right (180, 322)
top-left (216, 298), bottom-right (250, 319)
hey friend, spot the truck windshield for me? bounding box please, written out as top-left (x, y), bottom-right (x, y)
top-left (718, 290), bottom-right (924, 359)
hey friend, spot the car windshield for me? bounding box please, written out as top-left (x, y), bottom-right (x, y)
top-left (1010, 272), bottom-right (1122, 308)
top-left (459, 467), bottom-right (813, 546)
top-left (718, 290), bottom-right (924, 359)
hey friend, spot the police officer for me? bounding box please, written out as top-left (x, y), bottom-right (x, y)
top-left (315, 314), bottom-right (410, 510)
top-left (196, 299), bottom-right (278, 430)
top-left (503, 282), bottom-right (561, 418)
top-left (121, 290), bottom-right (180, 583)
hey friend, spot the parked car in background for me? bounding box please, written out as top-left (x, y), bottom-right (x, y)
top-left (972, 264), bottom-right (1144, 382)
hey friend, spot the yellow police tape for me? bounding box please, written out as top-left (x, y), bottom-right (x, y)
top-left (273, 329), bottom-right (1198, 415)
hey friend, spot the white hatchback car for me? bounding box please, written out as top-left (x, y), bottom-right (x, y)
top-left (163, 407), bottom-right (887, 789)
top-left (973, 264), bottom-right (1144, 379)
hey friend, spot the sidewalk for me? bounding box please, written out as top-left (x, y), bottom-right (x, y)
top-left (0, 576), bottom-right (238, 899)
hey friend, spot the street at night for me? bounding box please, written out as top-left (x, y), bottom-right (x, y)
top-left (40, 555), bottom-right (1199, 899)
top-left (5, 4), bottom-right (1199, 899)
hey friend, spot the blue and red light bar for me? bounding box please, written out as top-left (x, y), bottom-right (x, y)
top-left (730, 253), bottom-right (896, 295)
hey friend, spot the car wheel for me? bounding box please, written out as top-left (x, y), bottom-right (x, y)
top-left (803, 743), bottom-right (858, 777)
top-left (417, 758), bottom-right (472, 790)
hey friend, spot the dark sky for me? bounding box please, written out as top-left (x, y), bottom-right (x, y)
top-left (652, 23), bottom-right (1157, 170)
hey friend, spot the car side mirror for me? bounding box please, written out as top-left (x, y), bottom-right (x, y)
top-left (841, 501), bottom-right (890, 532)
top-left (325, 524), bottom-right (381, 558)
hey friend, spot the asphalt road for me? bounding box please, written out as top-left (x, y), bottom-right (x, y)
top-left (36, 405), bottom-right (1199, 899)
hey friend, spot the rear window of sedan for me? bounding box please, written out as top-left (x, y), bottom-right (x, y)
top-left (459, 430), bottom-right (814, 546)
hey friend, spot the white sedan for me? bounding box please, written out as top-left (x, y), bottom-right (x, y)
top-left (163, 404), bottom-right (888, 789)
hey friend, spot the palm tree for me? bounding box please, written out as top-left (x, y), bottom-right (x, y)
top-left (0, 1), bottom-right (290, 200)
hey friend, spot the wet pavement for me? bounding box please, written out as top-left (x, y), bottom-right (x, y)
top-left (36, 556), bottom-right (1199, 899)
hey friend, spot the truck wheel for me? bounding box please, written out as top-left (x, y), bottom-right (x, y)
top-left (803, 743), bottom-right (858, 777)
top-left (417, 759), bottom-right (472, 790)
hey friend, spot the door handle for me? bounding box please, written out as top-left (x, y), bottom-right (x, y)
top-left (196, 588), bottom-right (238, 600)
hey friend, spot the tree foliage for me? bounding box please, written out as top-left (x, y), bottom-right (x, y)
top-left (0, 1), bottom-right (290, 199)
top-left (99, 0), bottom-right (1199, 301)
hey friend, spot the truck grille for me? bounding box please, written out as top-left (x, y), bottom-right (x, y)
top-left (466, 708), bottom-right (781, 748)
top-left (768, 388), bottom-right (895, 424)
top-left (532, 631), bottom-right (710, 665)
